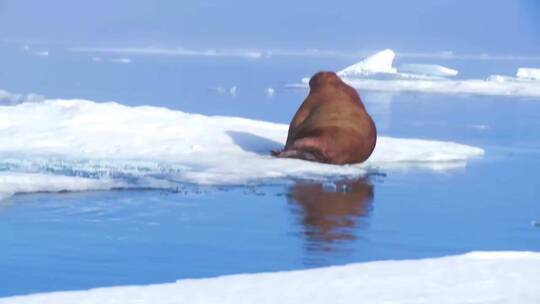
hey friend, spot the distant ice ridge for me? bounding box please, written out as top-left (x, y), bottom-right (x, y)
top-left (295, 49), bottom-right (540, 97)
top-left (0, 97), bottom-right (483, 199)
top-left (1, 251), bottom-right (539, 304)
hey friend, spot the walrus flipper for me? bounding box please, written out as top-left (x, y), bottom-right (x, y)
top-left (273, 137), bottom-right (328, 163)
top-left (274, 149), bottom-right (327, 163)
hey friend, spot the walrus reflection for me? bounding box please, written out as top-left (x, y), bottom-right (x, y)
top-left (288, 179), bottom-right (374, 251)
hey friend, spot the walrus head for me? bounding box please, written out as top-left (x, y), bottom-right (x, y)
top-left (308, 71), bottom-right (341, 89)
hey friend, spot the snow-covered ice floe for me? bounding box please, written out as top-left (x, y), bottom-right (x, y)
top-left (0, 94), bottom-right (483, 199)
top-left (294, 49), bottom-right (540, 97)
top-left (1, 251), bottom-right (538, 304)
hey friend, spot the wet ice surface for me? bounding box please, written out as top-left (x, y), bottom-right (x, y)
top-left (1, 46), bottom-right (540, 297)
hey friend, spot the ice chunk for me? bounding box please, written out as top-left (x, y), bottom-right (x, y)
top-left (265, 87), bottom-right (275, 97)
top-left (1, 251), bottom-right (538, 304)
top-left (229, 86), bottom-right (237, 96)
top-left (516, 68), bottom-right (540, 81)
top-left (338, 49), bottom-right (397, 77)
top-left (398, 64), bottom-right (458, 77)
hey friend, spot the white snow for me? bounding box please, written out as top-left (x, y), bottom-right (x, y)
top-left (398, 63), bottom-right (458, 77)
top-left (516, 67), bottom-right (540, 81)
top-left (293, 49), bottom-right (540, 97)
top-left (0, 94), bottom-right (483, 199)
top-left (1, 251), bottom-right (538, 304)
top-left (337, 49), bottom-right (397, 77)
top-left (0, 172), bottom-right (125, 201)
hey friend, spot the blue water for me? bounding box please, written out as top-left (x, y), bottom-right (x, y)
top-left (1, 44), bottom-right (540, 297)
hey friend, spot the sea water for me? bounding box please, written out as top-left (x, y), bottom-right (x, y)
top-left (1, 44), bottom-right (539, 296)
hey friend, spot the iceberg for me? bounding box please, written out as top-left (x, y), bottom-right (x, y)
top-left (0, 95), bottom-right (483, 200)
top-left (337, 49), bottom-right (397, 77)
top-left (1, 251), bottom-right (538, 304)
top-left (336, 49), bottom-right (458, 79)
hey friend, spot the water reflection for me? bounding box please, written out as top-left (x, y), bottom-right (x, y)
top-left (287, 178), bottom-right (374, 261)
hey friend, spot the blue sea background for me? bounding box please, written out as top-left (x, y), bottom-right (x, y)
top-left (0, 0), bottom-right (539, 297)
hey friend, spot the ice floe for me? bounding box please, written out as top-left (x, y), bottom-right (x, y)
top-left (1, 251), bottom-right (538, 304)
top-left (517, 67), bottom-right (540, 81)
top-left (0, 94), bottom-right (483, 199)
top-left (293, 49), bottom-right (540, 97)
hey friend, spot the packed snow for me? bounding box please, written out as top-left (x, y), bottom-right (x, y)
top-left (0, 94), bottom-right (483, 200)
top-left (293, 49), bottom-right (540, 97)
top-left (1, 251), bottom-right (538, 304)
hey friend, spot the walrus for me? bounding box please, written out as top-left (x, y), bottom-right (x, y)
top-left (273, 71), bottom-right (376, 164)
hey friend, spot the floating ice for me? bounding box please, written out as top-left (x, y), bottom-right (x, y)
top-left (398, 63), bottom-right (458, 77)
top-left (265, 87), bottom-right (275, 97)
top-left (1, 251), bottom-right (538, 304)
top-left (229, 86), bottom-right (237, 96)
top-left (0, 172), bottom-right (125, 201)
top-left (337, 49), bottom-right (397, 77)
top-left (516, 67), bottom-right (540, 81)
top-left (293, 49), bottom-right (540, 97)
top-left (0, 96), bottom-right (483, 199)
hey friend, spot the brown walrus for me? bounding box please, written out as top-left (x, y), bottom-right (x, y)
top-left (273, 71), bottom-right (377, 164)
